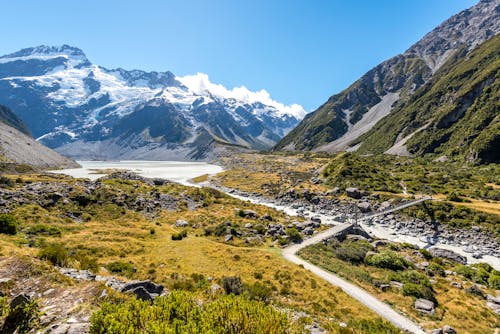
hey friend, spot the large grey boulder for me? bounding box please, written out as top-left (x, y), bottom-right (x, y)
top-left (429, 247), bottom-right (467, 264)
top-left (345, 187), bottom-right (362, 199)
top-left (414, 298), bottom-right (435, 314)
top-left (175, 219), bottom-right (189, 227)
top-left (357, 201), bottom-right (371, 213)
top-left (121, 280), bottom-right (163, 293)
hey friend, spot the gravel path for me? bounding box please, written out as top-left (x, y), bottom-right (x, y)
top-left (282, 201), bottom-right (430, 334)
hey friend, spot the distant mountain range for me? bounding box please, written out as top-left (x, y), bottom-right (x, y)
top-left (0, 46), bottom-right (305, 160)
top-left (276, 0), bottom-right (499, 164)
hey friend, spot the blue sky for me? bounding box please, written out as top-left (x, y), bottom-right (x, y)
top-left (0, 0), bottom-right (476, 111)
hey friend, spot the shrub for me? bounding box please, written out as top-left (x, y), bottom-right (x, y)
top-left (426, 262), bottom-right (445, 277)
top-left (0, 214), bottom-right (18, 235)
top-left (245, 282), bottom-right (273, 303)
top-left (171, 230), bottom-right (187, 240)
top-left (107, 261), bottom-right (134, 276)
top-left (2, 297), bottom-right (40, 333)
top-left (90, 291), bottom-right (291, 333)
top-left (27, 224), bottom-right (62, 237)
top-left (38, 243), bottom-right (69, 266)
top-left (488, 274), bottom-right (500, 289)
top-left (286, 227), bottom-right (302, 243)
top-left (419, 248), bottom-right (432, 260)
top-left (446, 192), bottom-right (463, 202)
top-left (222, 276), bottom-right (243, 295)
top-left (402, 283), bottom-right (436, 303)
top-left (334, 240), bottom-right (373, 264)
top-left (365, 251), bottom-right (410, 270)
top-left (0, 176), bottom-right (14, 188)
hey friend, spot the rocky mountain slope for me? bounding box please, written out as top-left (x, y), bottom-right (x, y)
top-left (355, 34), bottom-right (499, 163)
top-left (0, 104), bottom-right (31, 136)
top-left (0, 46), bottom-right (305, 161)
top-left (275, 0), bottom-right (499, 159)
top-left (0, 105), bottom-right (78, 169)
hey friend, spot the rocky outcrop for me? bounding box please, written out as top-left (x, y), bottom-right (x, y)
top-left (429, 248), bottom-right (467, 265)
top-left (0, 121), bottom-right (78, 169)
top-left (414, 298), bottom-right (435, 314)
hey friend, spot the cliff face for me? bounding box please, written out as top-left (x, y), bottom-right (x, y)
top-left (0, 121), bottom-right (79, 169)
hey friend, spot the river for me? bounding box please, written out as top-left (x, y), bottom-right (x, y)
top-left (50, 160), bottom-right (223, 185)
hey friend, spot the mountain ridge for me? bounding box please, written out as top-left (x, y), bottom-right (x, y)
top-left (275, 0), bottom-right (499, 157)
top-left (0, 45), bottom-right (305, 161)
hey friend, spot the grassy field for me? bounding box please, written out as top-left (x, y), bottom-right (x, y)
top-left (0, 173), bottom-right (400, 333)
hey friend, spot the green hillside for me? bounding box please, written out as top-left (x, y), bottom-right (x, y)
top-left (355, 34), bottom-right (499, 164)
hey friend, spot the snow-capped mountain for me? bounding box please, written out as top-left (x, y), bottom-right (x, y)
top-left (0, 45), bottom-right (305, 160)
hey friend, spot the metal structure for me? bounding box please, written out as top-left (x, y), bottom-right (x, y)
top-left (344, 202), bottom-right (361, 227)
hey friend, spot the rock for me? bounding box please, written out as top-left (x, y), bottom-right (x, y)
top-left (379, 284), bottom-right (391, 292)
top-left (414, 298), bottom-right (435, 314)
top-left (175, 219), bottom-right (189, 227)
top-left (345, 187), bottom-right (362, 199)
top-left (487, 294), bottom-right (500, 305)
top-left (121, 280), bottom-right (163, 296)
top-left (2, 294), bottom-right (33, 333)
top-left (261, 214), bottom-right (273, 221)
top-left (465, 284), bottom-right (485, 298)
top-left (371, 240), bottom-right (388, 248)
top-left (244, 223), bottom-right (253, 229)
top-left (242, 210), bottom-right (259, 219)
top-left (450, 282), bottom-right (462, 289)
top-left (357, 201), bottom-right (371, 213)
top-left (389, 281), bottom-right (403, 289)
top-left (429, 247), bottom-right (467, 264)
top-left (126, 286), bottom-right (153, 301)
top-left (303, 227), bottom-right (314, 235)
top-left (442, 325), bottom-right (456, 334)
top-left (310, 216), bottom-right (321, 224)
top-left (224, 234), bottom-right (233, 242)
top-left (431, 329), bottom-right (443, 334)
top-left (346, 234), bottom-right (368, 241)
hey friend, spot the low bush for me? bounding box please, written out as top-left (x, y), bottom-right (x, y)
top-left (27, 224), bottom-right (62, 237)
top-left (334, 240), bottom-right (373, 264)
top-left (0, 214), bottom-right (18, 235)
top-left (402, 283), bottom-right (436, 303)
top-left (365, 251), bottom-right (410, 271)
top-left (286, 227), bottom-right (302, 243)
top-left (90, 290), bottom-right (291, 334)
top-left (38, 243), bottom-right (69, 266)
top-left (171, 230), bottom-right (187, 241)
top-left (107, 261), bottom-right (135, 276)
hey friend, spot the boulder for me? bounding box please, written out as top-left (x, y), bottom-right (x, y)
top-left (357, 201), bottom-right (371, 213)
top-left (121, 280), bottom-right (163, 296)
top-left (175, 220), bottom-right (189, 227)
top-left (414, 298), bottom-right (435, 314)
top-left (465, 284), bottom-right (485, 298)
top-left (1, 294), bottom-right (33, 333)
top-left (303, 227), bottom-right (314, 235)
top-left (450, 282), bottom-right (462, 289)
top-left (242, 210), bottom-right (259, 219)
top-left (429, 248), bottom-right (467, 264)
top-left (487, 294), bottom-right (500, 305)
top-left (345, 187), bottom-right (362, 199)
top-left (126, 286), bottom-right (154, 301)
top-left (442, 325), bottom-right (456, 334)
top-left (431, 329), bottom-right (443, 334)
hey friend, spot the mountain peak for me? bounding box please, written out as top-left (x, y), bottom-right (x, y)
top-left (1, 44), bottom-right (87, 59)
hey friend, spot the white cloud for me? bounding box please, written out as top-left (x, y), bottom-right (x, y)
top-left (177, 72), bottom-right (306, 119)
